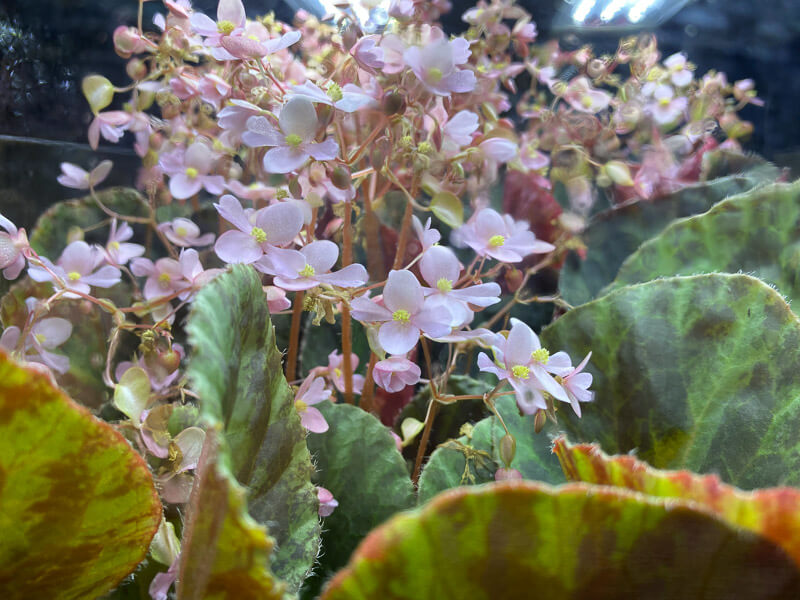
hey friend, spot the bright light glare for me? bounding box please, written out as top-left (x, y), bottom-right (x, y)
top-left (572, 0), bottom-right (597, 22)
top-left (600, 0), bottom-right (631, 22)
top-left (628, 0), bottom-right (658, 23)
top-left (316, 0), bottom-right (373, 25)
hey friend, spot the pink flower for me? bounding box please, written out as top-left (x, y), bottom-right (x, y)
top-left (350, 270), bottom-right (451, 355)
top-left (326, 350), bottom-right (365, 395)
top-left (373, 356), bottom-right (421, 393)
top-left (217, 99), bottom-right (263, 146)
top-left (243, 96), bottom-right (339, 174)
top-left (404, 33), bottom-right (476, 97)
top-left (477, 318), bottom-right (572, 414)
top-left (88, 111), bottom-right (131, 150)
top-left (350, 35), bottom-right (385, 73)
top-left (495, 468), bottom-right (522, 481)
top-left (104, 219), bottom-right (145, 266)
top-left (664, 53), bottom-right (693, 87)
top-left (0, 214), bottom-right (29, 280)
top-left (317, 486), bottom-right (338, 517)
top-left (178, 249), bottom-right (223, 301)
top-left (190, 0), bottom-right (246, 57)
top-left (28, 241), bottom-right (121, 298)
top-left (563, 77), bottom-right (612, 114)
top-left (419, 245), bottom-right (500, 328)
top-left (130, 256), bottom-right (189, 301)
top-left (57, 160), bottom-right (112, 190)
top-left (561, 352), bottom-right (594, 417)
top-left (289, 81), bottom-right (376, 113)
top-left (454, 207), bottom-right (554, 263)
top-left (645, 85), bottom-right (688, 126)
top-left (442, 110), bottom-right (479, 151)
top-left (157, 218), bottom-right (215, 247)
top-left (159, 142), bottom-right (226, 200)
top-left (733, 79), bottom-right (765, 107)
top-left (260, 240), bottom-right (367, 291)
top-left (264, 285), bottom-right (291, 312)
top-left (295, 375), bottom-right (331, 433)
top-left (214, 195), bottom-right (304, 264)
top-left (0, 314), bottom-right (72, 374)
top-left (412, 216), bottom-right (441, 251)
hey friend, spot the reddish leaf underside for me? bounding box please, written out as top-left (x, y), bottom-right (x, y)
top-left (321, 481), bottom-right (800, 600)
top-left (0, 349), bottom-right (161, 600)
top-left (177, 429), bottom-right (285, 600)
top-left (553, 436), bottom-right (800, 569)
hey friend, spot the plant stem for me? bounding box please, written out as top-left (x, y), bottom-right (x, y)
top-left (286, 290), bottom-right (304, 381)
top-left (412, 398), bottom-right (439, 485)
top-left (360, 352), bottom-right (378, 412)
top-left (393, 197), bottom-right (414, 270)
top-left (341, 199), bottom-right (354, 404)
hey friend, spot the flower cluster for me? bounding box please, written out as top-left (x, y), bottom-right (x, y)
top-left (0, 3), bottom-right (766, 595)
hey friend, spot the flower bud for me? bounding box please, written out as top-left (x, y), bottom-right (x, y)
top-left (604, 161), bottom-right (634, 186)
top-left (534, 409), bottom-right (547, 433)
top-left (113, 26), bottom-right (147, 59)
top-left (330, 166), bottom-right (351, 190)
top-left (382, 91), bottom-right (405, 115)
top-left (499, 433), bottom-right (516, 468)
top-left (504, 267), bottom-right (524, 293)
top-left (495, 468), bottom-right (523, 481)
top-left (126, 58), bottom-right (148, 81)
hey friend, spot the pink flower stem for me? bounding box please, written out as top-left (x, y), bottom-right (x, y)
top-left (412, 339), bottom-right (438, 484)
top-left (341, 199), bottom-right (354, 404)
top-left (285, 290), bottom-right (304, 382)
top-left (392, 194), bottom-right (415, 270)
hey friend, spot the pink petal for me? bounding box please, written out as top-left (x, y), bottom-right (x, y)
top-left (214, 194), bottom-right (253, 233)
top-left (301, 240), bottom-right (339, 273)
top-left (420, 245), bottom-right (460, 288)
top-left (217, 0), bottom-right (245, 25)
top-left (350, 296), bottom-right (392, 323)
top-left (301, 406), bottom-right (329, 433)
top-left (378, 320), bottom-right (420, 355)
top-left (215, 230), bottom-right (263, 264)
top-left (263, 146), bottom-right (309, 174)
top-left (82, 265), bottom-right (122, 288)
top-left (257, 202), bottom-right (304, 246)
top-left (242, 116), bottom-right (284, 147)
top-left (315, 264), bottom-right (368, 288)
top-left (307, 138), bottom-right (339, 161)
top-left (279, 96), bottom-right (318, 141)
top-left (169, 173), bottom-right (203, 200)
top-left (382, 269), bottom-right (423, 313)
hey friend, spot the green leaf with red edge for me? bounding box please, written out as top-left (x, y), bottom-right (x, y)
top-left (321, 481), bottom-right (800, 600)
top-left (540, 273), bottom-right (800, 490)
top-left (553, 436), bottom-right (800, 569)
top-left (177, 429), bottom-right (285, 600)
top-left (0, 348), bottom-right (161, 600)
top-left (186, 264), bottom-right (320, 590)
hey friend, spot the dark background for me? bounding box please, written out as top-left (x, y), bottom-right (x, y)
top-left (1, 0), bottom-right (798, 229)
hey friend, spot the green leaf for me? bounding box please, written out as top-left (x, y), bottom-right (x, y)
top-left (302, 402), bottom-right (415, 597)
top-left (29, 187), bottom-right (149, 259)
top-left (554, 437), bottom-right (800, 568)
top-left (541, 274), bottom-right (800, 489)
top-left (605, 182), bottom-right (800, 302)
top-left (321, 482), bottom-right (800, 599)
top-left (430, 191), bottom-right (464, 228)
top-left (82, 74), bottom-right (115, 114)
top-left (177, 430), bottom-right (285, 600)
top-left (417, 396), bottom-right (565, 504)
top-left (0, 349), bottom-right (162, 599)
top-left (186, 264), bottom-right (320, 590)
top-left (558, 172), bottom-right (777, 307)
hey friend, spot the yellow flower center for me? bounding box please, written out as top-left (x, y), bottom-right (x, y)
top-left (285, 133), bottom-right (303, 148)
top-left (67, 271), bottom-right (81, 281)
top-left (300, 264), bottom-right (316, 277)
top-left (659, 97), bottom-right (671, 107)
top-left (334, 367), bottom-right (342, 378)
top-left (217, 20), bottom-right (236, 35)
top-left (581, 95), bottom-right (594, 109)
top-left (295, 399), bottom-right (308, 413)
top-left (251, 227), bottom-right (267, 243)
top-left (427, 67), bottom-right (444, 83)
top-left (34, 333), bottom-right (46, 345)
top-left (531, 348), bottom-right (549, 363)
top-left (436, 278), bottom-right (453, 293)
top-left (489, 234), bottom-right (506, 247)
top-left (176, 226), bottom-right (188, 237)
top-left (109, 241), bottom-right (120, 250)
top-left (185, 167), bottom-right (199, 179)
top-left (392, 309), bottom-right (411, 323)
top-left (159, 272), bottom-right (171, 285)
top-left (417, 141), bottom-right (433, 155)
top-left (511, 365), bottom-right (530, 379)
top-left (326, 82), bottom-right (343, 102)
